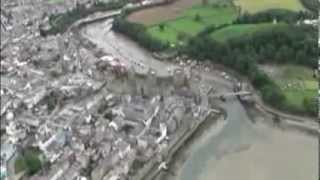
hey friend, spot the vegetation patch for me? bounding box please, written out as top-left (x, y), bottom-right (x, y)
top-left (226, 24), bottom-right (317, 67)
top-left (234, 0), bottom-right (305, 13)
top-left (15, 148), bottom-right (42, 176)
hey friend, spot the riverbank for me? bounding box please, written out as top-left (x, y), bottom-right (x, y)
top-left (153, 113), bottom-right (227, 180)
top-left (137, 112), bottom-right (225, 180)
top-left (244, 101), bottom-right (319, 136)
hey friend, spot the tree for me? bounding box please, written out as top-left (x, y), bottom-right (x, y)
top-left (235, 54), bottom-right (249, 74)
top-left (194, 13), bottom-right (202, 22)
top-left (273, 45), bottom-right (291, 64)
top-left (260, 85), bottom-right (285, 107)
top-left (295, 50), bottom-right (308, 64)
top-left (263, 43), bottom-right (276, 61)
top-left (177, 32), bottom-right (188, 41)
top-left (252, 71), bottom-right (271, 88)
top-left (16, 149), bottom-right (42, 176)
top-left (303, 97), bottom-right (317, 115)
top-left (159, 23), bottom-right (165, 31)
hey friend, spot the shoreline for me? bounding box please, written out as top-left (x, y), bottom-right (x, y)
top-left (131, 110), bottom-right (224, 180)
top-left (153, 115), bottom-right (227, 180)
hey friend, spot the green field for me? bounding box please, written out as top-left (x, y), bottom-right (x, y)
top-left (234, 0), bottom-right (305, 13)
top-left (210, 23), bottom-right (278, 42)
top-left (147, 26), bottom-right (179, 43)
top-left (261, 65), bottom-right (317, 111)
top-left (167, 18), bottom-right (205, 35)
top-left (283, 90), bottom-right (316, 108)
top-left (147, 5), bottom-right (238, 44)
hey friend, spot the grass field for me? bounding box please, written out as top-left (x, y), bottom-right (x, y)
top-left (210, 23), bottom-right (278, 42)
top-left (147, 5), bottom-right (238, 43)
top-left (234, 0), bottom-right (305, 13)
top-left (260, 65), bottom-right (317, 110)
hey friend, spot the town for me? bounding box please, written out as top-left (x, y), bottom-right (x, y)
top-left (1, 0), bottom-right (319, 180)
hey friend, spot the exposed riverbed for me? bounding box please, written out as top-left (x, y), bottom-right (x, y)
top-left (81, 19), bottom-right (318, 180)
top-left (160, 101), bottom-right (318, 180)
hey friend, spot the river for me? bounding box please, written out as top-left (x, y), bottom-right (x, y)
top-left (81, 19), bottom-right (318, 180)
top-left (162, 99), bottom-right (318, 180)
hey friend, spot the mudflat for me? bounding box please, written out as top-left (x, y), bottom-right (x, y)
top-left (199, 125), bottom-right (318, 180)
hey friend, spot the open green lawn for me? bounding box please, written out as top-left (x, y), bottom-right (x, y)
top-left (234, 0), bottom-right (305, 13)
top-left (261, 65), bottom-right (317, 111)
top-left (147, 5), bottom-right (238, 44)
top-left (210, 23), bottom-right (278, 42)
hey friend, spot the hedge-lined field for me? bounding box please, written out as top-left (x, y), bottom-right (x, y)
top-left (234, 0), bottom-right (305, 13)
top-left (147, 5), bottom-right (238, 44)
top-left (210, 23), bottom-right (278, 42)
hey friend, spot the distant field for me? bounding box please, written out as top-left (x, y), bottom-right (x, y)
top-left (48, 0), bottom-right (64, 3)
top-left (128, 0), bottom-right (203, 25)
top-left (147, 5), bottom-right (238, 43)
top-left (210, 23), bottom-right (277, 42)
top-left (234, 0), bottom-right (305, 13)
top-left (260, 65), bottom-right (317, 110)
